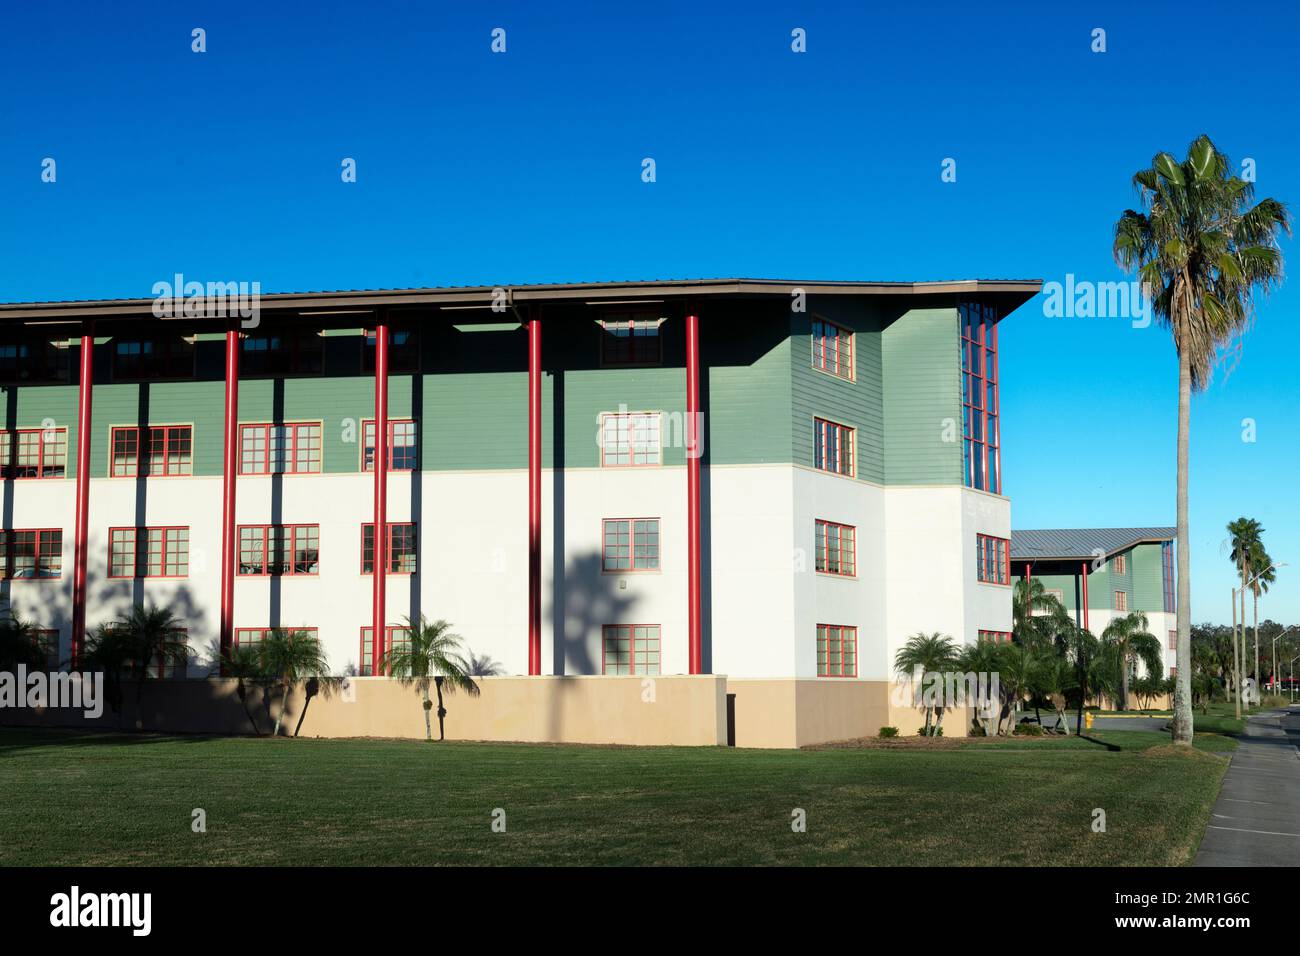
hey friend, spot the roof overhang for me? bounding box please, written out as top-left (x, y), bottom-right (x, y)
top-left (0, 278), bottom-right (1042, 327)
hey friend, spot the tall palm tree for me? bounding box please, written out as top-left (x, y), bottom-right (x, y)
top-left (111, 603), bottom-right (190, 727)
top-left (893, 632), bottom-right (958, 736)
top-left (1101, 611), bottom-right (1163, 711)
top-left (1114, 135), bottom-right (1290, 745)
top-left (1227, 516), bottom-right (1264, 714)
top-left (258, 628), bottom-right (332, 736)
top-left (1248, 540), bottom-right (1275, 691)
top-left (382, 616), bottom-right (480, 741)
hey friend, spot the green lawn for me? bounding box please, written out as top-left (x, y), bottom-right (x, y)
top-left (0, 727), bottom-right (1231, 866)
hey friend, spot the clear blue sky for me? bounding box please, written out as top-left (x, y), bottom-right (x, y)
top-left (2, 1), bottom-right (1297, 624)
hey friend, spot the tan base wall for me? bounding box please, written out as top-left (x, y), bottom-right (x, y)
top-left (728, 679), bottom-right (970, 748)
top-left (1, 675), bottom-right (728, 747)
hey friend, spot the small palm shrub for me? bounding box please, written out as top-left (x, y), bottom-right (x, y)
top-left (878, 726), bottom-right (899, 738)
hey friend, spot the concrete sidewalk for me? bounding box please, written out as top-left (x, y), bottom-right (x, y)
top-left (1194, 707), bottom-right (1300, 866)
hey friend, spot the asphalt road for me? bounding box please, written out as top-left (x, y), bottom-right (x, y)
top-left (1194, 706), bottom-right (1300, 866)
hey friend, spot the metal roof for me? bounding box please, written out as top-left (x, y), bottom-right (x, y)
top-left (0, 277), bottom-right (1043, 322)
top-left (1010, 527), bottom-right (1175, 562)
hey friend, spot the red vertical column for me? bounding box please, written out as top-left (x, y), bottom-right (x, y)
top-left (686, 309), bottom-right (702, 675)
top-left (70, 322), bottom-right (94, 667)
top-left (527, 309), bottom-right (542, 675)
top-left (219, 326), bottom-right (239, 660)
top-left (372, 320), bottom-right (389, 675)
top-left (1081, 561), bottom-right (1090, 632)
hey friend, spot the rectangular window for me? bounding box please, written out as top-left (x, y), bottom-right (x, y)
top-left (110, 425), bottom-right (192, 477)
top-left (359, 626), bottom-right (412, 676)
top-left (239, 423), bottom-right (322, 474)
top-left (600, 314), bottom-right (662, 366)
top-left (362, 523), bottom-right (417, 574)
top-left (32, 629), bottom-right (60, 669)
top-left (602, 518), bottom-right (660, 572)
top-left (960, 300), bottom-right (1001, 494)
top-left (602, 624), bottom-right (661, 675)
top-left (362, 419), bottom-right (417, 471)
top-left (108, 527), bottom-right (189, 578)
top-left (1168, 629), bottom-right (1177, 651)
top-left (1114, 590), bottom-right (1128, 611)
top-left (600, 412), bottom-right (661, 467)
top-left (979, 630), bottom-right (1013, 644)
top-left (814, 520), bottom-right (856, 576)
top-left (1169, 666), bottom-right (1176, 679)
top-left (1162, 541), bottom-right (1175, 614)
top-left (0, 530), bottom-right (62, 579)
top-left (237, 524), bottom-right (320, 576)
top-left (363, 327), bottom-right (421, 373)
top-left (813, 418), bottom-right (854, 477)
top-left (0, 338), bottom-right (69, 384)
top-left (234, 626), bottom-right (319, 648)
top-left (976, 534), bottom-right (1010, 585)
top-left (112, 337), bottom-right (193, 380)
top-left (241, 330), bottom-right (323, 376)
top-left (811, 318), bottom-right (853, 380)
top-left (816, 624), bottom-right (857, 677)
top-left (0, 427), bottom-right (67, 479)
top-left (1112, 554), bottom-right (1126, 575)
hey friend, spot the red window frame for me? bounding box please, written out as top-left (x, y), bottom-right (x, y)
top-left (813, 417), bottom-right (854, 477)
top-left (109, 425), bottom-right (192, 477)
top-left (814, 519), bottom-right (856, 576)
top-left (601, 518), bottom-right (660, 572)
top-left (237, 524), bottom-right (320, 576)
top-left (0, 427), bottom-right (68, 479)
top-left (362, 419), bottom-right (417, 472)
top-left (976, 534), bottom-right (1010, 585)
top-left (31, 629), bottom-right (60, 668)
top-left (811, 318), bottom-right (854, 380)
top-left (979, 630), bottom-right (1013, 644)
top-left (362, 327), bottom-right (420, 373)
top-left (361, 522), bottom-right (417, 574)
top-left (240, 330), bottom-right (323, 376)
top-left (0, 529), bottom-right (63, 580)
top-left (1112, 554), bottom-right (1126, 575)
top-left (108, 526), bottom-right (190, 578)
top-left (359, 625), bottom-right (413, 676)
top-left (1168, 629), bottom-right (1177, 651)
top-left (120, 626), bottom-right (189, 679)
top-left (816, 624), bottom-right (857, 677)
top-left (599, 412), bottom-right (662, 467)
top-left (1162, 541), bottom-right (1175, 613)
top-left (238, 422), bottom-right (322, 475)
top-left (235, 626), bottom-right (319, 648)
top-left (1114, 590), bottom-right (1128, 611)
top-left (960, 300), bottom-right (1001, 494)
top-left (1169, 666), bottom-right (1177, 678)
top-left (599, 313), bottom-right (662, 366)
top-left (112, 336), bottom-right (194, 380)
top-left (601, 624), bottom-right (661, 675)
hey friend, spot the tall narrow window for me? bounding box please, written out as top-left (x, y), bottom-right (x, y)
top-left (602, 625), bottom-right (661, 675)
top-left (1114, 590), bottom-right (1128, 611)
top-left (816, 624), bottom-right (857, 677)
top-left (602, 518), bottom-right (660, 572)
top-left (359, 626), bottom-right (413, 676)
top-left (600, 412), bottom-right (662, 467)
top-left (239, 423), bottom-right (322, 474)
top-left (976, 534), bottom-right (1009, 585)
top-left (0, 529), bottom-right (62, 579)
top-left (110, 425), bottom-right (192, 477)
top-left (815, 520), bottom-right (856, 576)
top-left (1112, 554), bottom-right (1126, 575)
top-left (813, 418), bottom-right (854, 476)
top-left (362, 523), bottom-right (417, 574)
top-left (108, 527), bottom-right (189, 578)
top-left (960, 300), bottom-right (1001, 494)
top-left (811, 318), bottom-right (853, 380)
top-left (600, 314), bottom-right (662, 365)
top-left (1168, 630), bottom-right (1177, 651)
top-left (1162, 541), bottom-right (1175, 613)
top-left (362, 419), bottom-right (417, 471)
top-left (0, 428), bottom-right (67, 479)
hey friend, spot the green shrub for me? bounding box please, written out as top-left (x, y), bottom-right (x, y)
top-left (878, 726), bottom-right (899, 738)
top-left (1014, 722), bottom-right (1044, 736)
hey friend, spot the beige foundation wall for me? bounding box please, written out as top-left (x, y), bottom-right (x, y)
top-left (3, 675), bottom-right (729, 747)
top-left (728, 678), bottom-right (969, 748)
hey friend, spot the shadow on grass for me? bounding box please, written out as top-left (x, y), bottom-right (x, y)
top-left (0, 726), bottom-right (227, 758)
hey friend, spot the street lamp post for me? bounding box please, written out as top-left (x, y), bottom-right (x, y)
top-left (1268, 624), bottom-right (1297, 694)
top-left (1234, 560), bottom-right (1287, 711)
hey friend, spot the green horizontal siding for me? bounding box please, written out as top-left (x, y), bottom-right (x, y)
top-left (882, 307), bottom-right (962, 485)
top-left (1130, 544), bottom-right (1166, 614)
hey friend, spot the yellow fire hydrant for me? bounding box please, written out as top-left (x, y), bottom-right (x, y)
top-left (1085, 711), bottom-right (1094, 731)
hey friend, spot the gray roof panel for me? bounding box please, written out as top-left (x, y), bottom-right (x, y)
top-left (1010, 527), bottom-right (1175, 562)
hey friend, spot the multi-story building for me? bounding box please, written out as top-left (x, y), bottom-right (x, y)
top-left (1010, 526), bottom-right (1179, 677)
top-left (0, 278), bottom-right (1039, 741)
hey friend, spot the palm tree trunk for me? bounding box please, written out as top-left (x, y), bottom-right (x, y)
top-left (422, 685), bottom-right (432, 741)
top-left (1233, 583), bottom-right (1242, 718)
top-left (1171, 346), bottom-right (1193, 746)
top-left (237, 683), bottom-right (262, 736)
top-left (273, 681), bottom-right (290, 736)
top-left (1120, 655), bottom-right (1130, 712)
top-left (435, 679), bottom-right (447, 741)
top-left (1253, 590), bottom-right (1259, 696)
